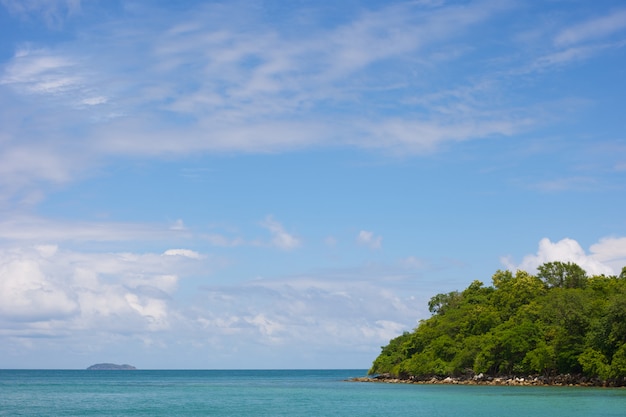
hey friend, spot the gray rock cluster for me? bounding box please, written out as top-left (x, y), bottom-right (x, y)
top-left (350, 373), bottom-right (621, 387)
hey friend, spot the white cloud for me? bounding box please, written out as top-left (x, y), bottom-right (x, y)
top-left (163, 248), bottom-right (203, 259)
top-left (0, 252), bottom-right (79, 321)
top-left (401, 256), bottom-right (426, 270)
top-left (529, 176), bottom-right (597, 193)
top-left (0, 48), bottom-right (80, 94)
top-left (502, 237), bottom-right (621, 276)
top-left (0, 215), bottom-right (184, 242)
top-left (35, 244), bottom-right (58, 258)
top-left (127, 274), bottom-right (179, 295)
top-left (527, 44), bottom-right (616, 73)
top-left (589, 237), bottom-right (626, 274)
top-left (357, 230), bottom-right (382, 249)
top-left (0, 237), bottom-right (432, 367)
top-left (361, 117), bottom-right (524, 154)
top-left (201, 233), bottom-right (246, 248)
top-left (192, 275), bottom-right (420, 352)
top-left (124, 293), bottom-right (169, 330)
top-left (81, 96), bottom-right (107, 106)
top-left (0, 0), bottom-right (528, 197)
top-left (245, 313), bottom-right (285, 340)
top-left (361, 320), bottom-right (408, 342)
top-left (169, 219), bottom-right (186, 231)
top-left (261, 217), bottom-right (300, 250)
top-left (554, 9), bottom-right (626, 47)
top-left (0, 244), bottom-right (204, 329)
top-left (0, 0), bottom-right (81, 27)
top-left (0, 145), bottom-right (80, 187)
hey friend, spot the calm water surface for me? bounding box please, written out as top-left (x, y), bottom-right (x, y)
top-left (1, 369), bottom-right (625, 416)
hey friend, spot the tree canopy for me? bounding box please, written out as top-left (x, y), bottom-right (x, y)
top-left (369, 262), bottom-right (626, 383)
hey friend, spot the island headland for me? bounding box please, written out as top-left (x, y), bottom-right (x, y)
top-left (362, 262), bottom-right (626, 387)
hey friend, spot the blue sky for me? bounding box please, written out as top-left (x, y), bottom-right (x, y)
top-left (0, 0), bottom-right (625, 370)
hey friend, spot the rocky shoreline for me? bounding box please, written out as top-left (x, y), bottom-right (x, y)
top-left (350, 373), bottom-right (626, 387)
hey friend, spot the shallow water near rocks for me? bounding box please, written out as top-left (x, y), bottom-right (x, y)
top-left (1, 369), bottom-right (625, 416)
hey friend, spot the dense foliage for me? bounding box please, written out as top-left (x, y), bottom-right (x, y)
top-left (369, 262), bottom-right (626, 382)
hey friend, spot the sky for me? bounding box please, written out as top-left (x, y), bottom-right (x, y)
top-left (0, 0), bottom-right (625, 370)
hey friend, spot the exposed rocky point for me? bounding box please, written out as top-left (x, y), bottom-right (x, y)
top-left (349, 373), bottom-right (625, 387)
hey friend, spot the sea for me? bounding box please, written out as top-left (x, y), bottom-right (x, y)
top-left (1, 369), bottom-right (625, 416)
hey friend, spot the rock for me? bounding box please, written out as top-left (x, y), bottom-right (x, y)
top-left (349, 377), bottom-right (374, 382)
top-left (350, 372), bottom-right (624, 387)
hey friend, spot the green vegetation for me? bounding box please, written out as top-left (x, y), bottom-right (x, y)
top-left (369, 262), bottom-right (626, 383)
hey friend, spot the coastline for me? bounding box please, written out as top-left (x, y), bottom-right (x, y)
top-left (350, 373), bottom-right (626, 387)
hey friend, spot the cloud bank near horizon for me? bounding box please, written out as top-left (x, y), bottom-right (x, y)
top-left (2, 219), bottom-right (625, 367)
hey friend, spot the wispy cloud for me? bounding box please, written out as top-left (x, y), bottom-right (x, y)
top-left (0, 215), bottom-right (187, 243)
top-left (528, 176), bottom-right (598, 193)
top-left (526, 41), bottom-right (625, 73)
top-left (0, 48), bottom-right (79, 94)
top-left (554, 9), bottom-right (626, 47)
top-left (0, 0), bottom-right (81, 27)
top-left (163, 248), bottom-right (204, 260)
top-left (0, 0), bottom-right (527, 196)
top-left (261, 216), bottom-right (300, 251)
top-left (194, 272), bottom-right (421, 352)
top-left (357, 230), bottom-right (382, 250)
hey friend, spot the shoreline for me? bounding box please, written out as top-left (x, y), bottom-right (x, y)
top-left (350, 373), bottom-right (626, 387)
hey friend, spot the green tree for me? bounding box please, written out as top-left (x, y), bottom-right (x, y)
top-left (537, 261), bottom-right (587, 289)
top-left (524, 341), bottom-right (556, 376)
top-left (369, 331), bottom-right (412, 374)
top-left (491, 270), bottom-right (544, 320)
top-left (427, 291), bottom-right (461, 315)
top-left (578, 348), bottom-right (609, 379)
top-left (609, 344), bottom-right (626, 379)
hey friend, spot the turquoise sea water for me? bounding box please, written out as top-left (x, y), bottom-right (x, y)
top-left (1, 369), bottom-right (625, 416)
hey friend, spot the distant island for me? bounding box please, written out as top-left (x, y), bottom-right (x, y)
top-left (367, 262), bottom-right (626, 387)
top-left (87, 363), bottom-right (137, 370)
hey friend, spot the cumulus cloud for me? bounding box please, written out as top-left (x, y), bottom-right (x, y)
top-left (0, 244), bottom-right (205, 331)
top-left (261, 217), bottom-right (300, 250)
top-left (0, 233), bottom-right (430, 367)
top-left (357, 230), bottom-right (382, 249)
top-left (589, 237), bottom-right (626, 273)
top-left (502, 237), bottom-right (625, 276)
top-left (0, 250), bottom-right (78, 321)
